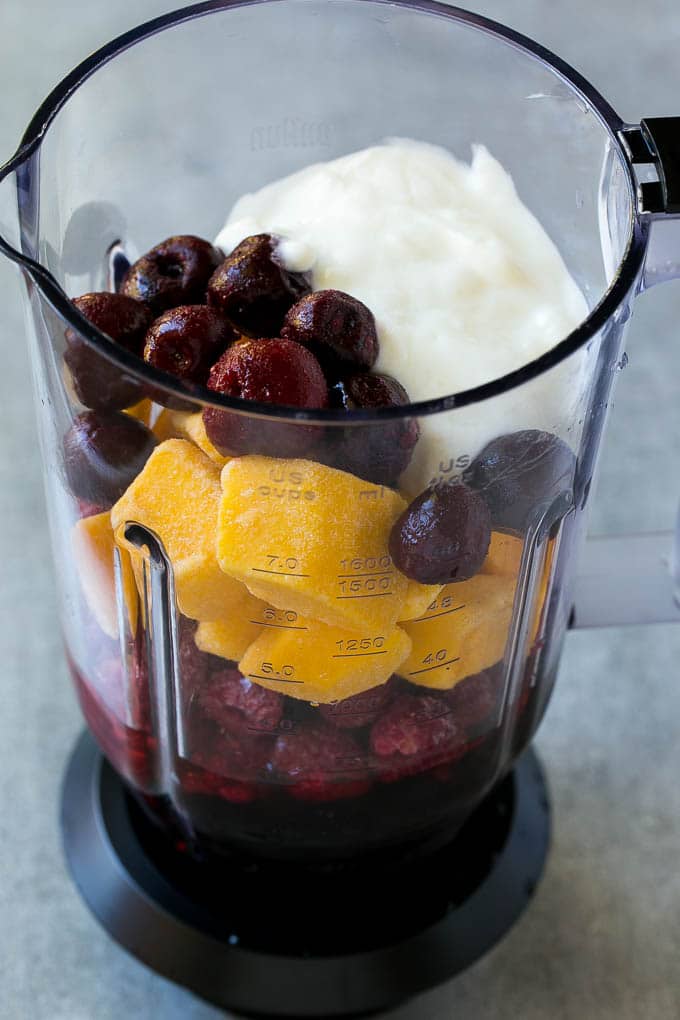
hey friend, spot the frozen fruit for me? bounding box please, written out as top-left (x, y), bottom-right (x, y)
top-left (272, 722), bottom-right (372, 801)
top-left (63, 411), bottom-right (158, 508)
top-left (72, 511), bottom-right (139, 638)
top-left (207, 233), bottom-right (311, 337)
top-left (445, 668), bottom-right (502, 736)
top-left (121, 235), bottom-right (223, 315)
top-left (319, 678), bottom-right (396, 729)
top-left (218, 456), bottom-right (430, 630)
top-left (124, 398), bottom-right (153, 427)
top-left (143, 305), bottom-right (234, 385)
top-left (65, 292), bottom-right (152, 411)
top-left (153, 408), bottom-right (230, 467)
top-left (324, 372), bottom-right (420, 487)
top-left (193, 666), bottom-right (284, 734)
top-left (389, 482), bottom-right (491, 585)
top-left (398, 580), bottom-right (445, 623)
top-left (281, 289), bottom-right (379, 369)
top-left (239, 614), bottom-right (410, 703)
top-left (202, 337), bottom-right (328, 458)
top-left (177, 616), bottom-right (213, 693)
top-left (400, 574), bottom-right (517, 690)
top-left (370, 692), bottom-right (465, 766)
top-left (185, 730), bottom-right (271, 801)
top-left (481, 530), bottom-right (523, 577)
top-left (111, 439), bottom-right (249, 621)
top-left (194, 589), bottom-right (270, 663)
top-left (463, 429), bottom-right (576, 532)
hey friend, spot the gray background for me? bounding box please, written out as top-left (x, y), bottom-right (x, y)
top-left (1, 2), bottom-right (679, 1018)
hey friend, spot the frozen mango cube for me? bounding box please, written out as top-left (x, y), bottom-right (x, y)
top-left (398, 580), bottom-right (444, 623)
top-left (72, 511), bottom-right (138, 639)
top-left (239, 615), bottom-right (411, 703)
top-left (111, 439), bottom-right (246, 621)
top-left (400, 574), bottom-right (517, 690)
top-left (195, 590), bottom-right (270, 663)
top-left (218, 457), bottom-right (410, 630)
top-left (153, 409), bottom-right (230, 467)
top-left (481, 530), bottom-right (524, 578)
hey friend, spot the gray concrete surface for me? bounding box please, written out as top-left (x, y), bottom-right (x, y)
top-left (1, 2), bottom-right (679, 1018)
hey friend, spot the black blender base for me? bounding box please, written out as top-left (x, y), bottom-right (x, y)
top-left (61, 732), bottom-right (550, 1019)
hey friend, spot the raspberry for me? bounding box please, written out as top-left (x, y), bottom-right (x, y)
top-left (194, 667), bottom-right (284, 735)
top-left (319, 679), bottom-right (395, 730)
top-left (369, 693), bottom-right (467, 780)
top-left (272, 723), bottom-right (373, 802)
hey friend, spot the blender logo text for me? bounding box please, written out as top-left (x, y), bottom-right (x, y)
top-left (250, 118), bottom-right (335, 152)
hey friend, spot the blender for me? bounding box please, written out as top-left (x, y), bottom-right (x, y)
top-left (0, 2), bottom-right (679, 1016)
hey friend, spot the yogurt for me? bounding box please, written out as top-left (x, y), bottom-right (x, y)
top-left (216, 139), bottom-right (589, 495)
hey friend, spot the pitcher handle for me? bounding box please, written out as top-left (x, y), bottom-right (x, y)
top-left (571, 119), bottom-right (680, 629)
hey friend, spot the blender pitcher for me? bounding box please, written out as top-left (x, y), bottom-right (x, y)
top-left (1, 1), bottom-right (679, 1017)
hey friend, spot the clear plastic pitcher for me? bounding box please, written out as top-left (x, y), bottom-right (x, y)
top-left (0, 0), bottom-right (678, 866)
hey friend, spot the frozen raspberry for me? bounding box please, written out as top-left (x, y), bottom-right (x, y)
top-left (272, 723), bottom-right (373, 801)
top-left (207, 233), bottom-right (311, 337)
top-left (282, 289), bottom-right (379, 370)
top-left (194, 667), bottom-right (284, 735)
top-left (319, 679), bottom-right (395, 730)
top-left (446, 668), bottom-right (502, 737)
top-left (370, 692), bottom-right (464, 761)
top-left (63, 410), bottom-right (158, 508)
top-left (143, 305), bottom-right (234, 387)
top-left (65, 292), bottom-right (152, 411)
top-left (463, 429), bottom-right (576, 532)
top-left (177, 617), bottom-right (213, 696)
top-left (203, 337), bottom-right (328, 457)
top-left (121, 235), bottom-right (223, 315)
top-left (323, 372), bottom-right (419, 487)
top-left (180, 753), bottom-right (260, 804)
top-left (389, 482), bottom-right (491, 585)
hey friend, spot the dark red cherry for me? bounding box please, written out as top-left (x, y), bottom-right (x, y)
top-left (282, 289), bottom-right (379, 370)
top-left (207, 234), bottom-right (311, 338)
top-left (63, 410), bottom-right (158, 508)
top-left (121, 235), bottom-right (223, 315)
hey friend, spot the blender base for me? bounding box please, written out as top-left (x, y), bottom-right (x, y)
top-left (61, 731), bottom-right (550, 1018)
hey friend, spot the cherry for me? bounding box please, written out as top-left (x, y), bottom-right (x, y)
top-left (64, 292), bottom-right (152, 411)
top-left (322, 372), bottom-right (419, 487)
top-left (389, 482), bottom-right (491, 585)
top-left (272, 722), bottom-right (372, 802)
top-left (282, 289), bottom-right (379, 370)
top-left (207, 234), bottom-right (311, 337)
top-left (121, 235), bottom-right (223, 315)
top-left (63, 411), bottom-right (158, 508)
top-left (463, 429), bottom-right (576, 532)
top-left (202, 336), bottom-right (328, 457)
top-left (144, 305), bottom-right (234, 384)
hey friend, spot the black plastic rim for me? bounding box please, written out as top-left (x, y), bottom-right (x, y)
top-left (0, 0), bottom-right (647, 424)
top-left (61, 730), bottom-right (551, 1018)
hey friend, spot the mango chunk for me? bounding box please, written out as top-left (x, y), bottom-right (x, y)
top-left (239, 615), bottom-right (411, 703)
top-left (72, 512), bottom-right (138, 638)
top-left (398, 580), bottom-right (444, 623)
top-left (124, 398), bottom-right (153, 427)
top-left (111, 439), bottom-right (247, 621)
top-left (482, 530), bottom-right (524, 578)
top-left (218, 457), bottom-right (410, 631)
top-left (400, 574), bottom-right (517, 690)
top-left (153, 409), bottom-right (229, 467)
top-left (195, 590), bottom-right (270, 662)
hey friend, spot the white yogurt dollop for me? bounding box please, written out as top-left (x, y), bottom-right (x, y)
top-left (216, 139), bottom-right (589, 494)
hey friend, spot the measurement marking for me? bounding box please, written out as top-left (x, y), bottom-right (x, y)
top-left (247, 673), bottom-right (305, 685)
top-left (332, 651), bottom-right (388, 659)
top-left (248, 620), bottom-right (308, 631)
top-left (336, 570), bottom-right (393, 579)
top-left (408, 657), bottom-right (460, 677)
top-left (407, 605), bottom-right (466, 624)
top-left (252, 568), bottom-right (310, 578)
top-left (336, 592), bottom-right (394, 600)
